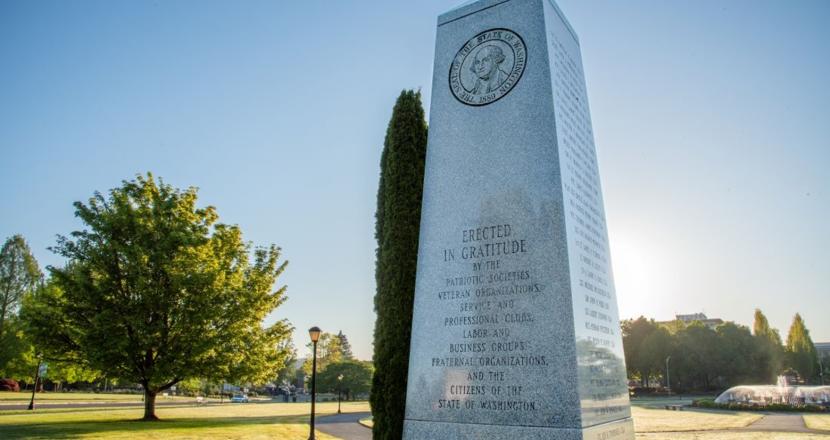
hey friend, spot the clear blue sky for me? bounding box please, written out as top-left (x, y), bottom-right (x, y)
top-left (1, 0), bottom-right (828, 361)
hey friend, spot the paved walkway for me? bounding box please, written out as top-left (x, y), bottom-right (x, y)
top-left (316, 411), bottom-right (371, 440)
top-left (740, 413), bottom-right (823, 434)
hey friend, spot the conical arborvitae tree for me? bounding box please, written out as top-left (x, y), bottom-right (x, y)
top-left (370, 90), bottom-right (428, 440)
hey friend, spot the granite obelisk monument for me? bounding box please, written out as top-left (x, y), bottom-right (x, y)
top-left (403, 0), bottom-right (634, 438)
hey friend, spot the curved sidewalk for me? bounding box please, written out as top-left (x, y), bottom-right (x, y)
top-left (316, 411), bottom-right (371, 440)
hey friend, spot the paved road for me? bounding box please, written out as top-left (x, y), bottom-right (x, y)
top-left (316, 411), bottom-right (371, 440)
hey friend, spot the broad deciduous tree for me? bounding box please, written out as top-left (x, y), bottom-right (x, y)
top-left (0, 235), bottom-right (41, 342)
top-left (303, 331), bottom-right (344, 377)
top-left (317, 360), bottom-right (373, 401)
top-left (714, 322), bottom-right (763, 385)
top-left (621, 316), bottom-right (659, 387)
top-left (26, 174), bottom-right (292, 420)
top-left (0, 315), bottom-right (37, 379)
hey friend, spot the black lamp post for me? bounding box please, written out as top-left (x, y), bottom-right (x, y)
top-left (28, 357), bottom-right (42, 411)
top-left (308, 326), bottom-right (321, 440)
top-left (337, 374), bottom-right (344, 414)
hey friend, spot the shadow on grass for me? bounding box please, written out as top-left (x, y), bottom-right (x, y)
top-left (0, 413), bottom-right (311, 439)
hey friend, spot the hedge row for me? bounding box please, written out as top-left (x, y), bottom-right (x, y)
top-left (692, 398), bottom-right (829, 413)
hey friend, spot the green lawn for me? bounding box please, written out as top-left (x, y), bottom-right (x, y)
top-left (637, 433), bottom-right (829, 439)
top-left (0, 401), bottom-right (369, 439)
top-left (2, 398), bottom-right (824, 439)
top-left (631, 406), bottom-right (761, 432)
top-left (803, 414), bottom-right (830, 431)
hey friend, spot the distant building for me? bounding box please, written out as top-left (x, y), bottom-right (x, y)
top-left (658, 312), bottom-right (724, 330)
top-left (816, 342), bottom-right (830, 358)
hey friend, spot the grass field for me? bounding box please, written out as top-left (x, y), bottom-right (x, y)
top-left (631, 406), bottom-right (761, 432)
top-left (0, 400), bottom-right (369, 439)
top-left (1, 397), bottom-right (823, 439)
top-left (637, 433), bottom-right (829, 439)
top-left (803, 414), bottom-right (830, 431)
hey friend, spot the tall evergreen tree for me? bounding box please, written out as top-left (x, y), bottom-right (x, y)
top-left (336, 330), bottom-right (354, 360)
top-left (785, 313), bottom-right (818, 382)
top-left (371, 90), bottom-right (427, 440)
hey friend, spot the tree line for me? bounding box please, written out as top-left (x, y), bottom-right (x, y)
top-left (622, 310), bottom-right (827, 393)
top-left (297, 331), bottom-right (373, 401)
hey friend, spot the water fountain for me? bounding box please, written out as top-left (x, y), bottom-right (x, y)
top-left (715, 375), bottom-right (830, 406)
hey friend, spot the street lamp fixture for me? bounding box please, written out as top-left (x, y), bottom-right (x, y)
top-left (308, 326), bottom-right (321, 440)
top-left (337, 374), bottom-right (344, 414)
top-left (309, 326), bottom-right (321, 344)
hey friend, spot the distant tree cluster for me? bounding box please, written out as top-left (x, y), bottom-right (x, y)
top-left (622, 309), bottom-right (823, 393)
top-left (282, 330), bottom-right (372, 400)
top-left (316, 359), bottom-right (373, 401)
top-left (302, 330), bottom-right (354, 376)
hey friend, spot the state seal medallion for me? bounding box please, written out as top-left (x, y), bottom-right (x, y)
top-left (449, 28), bottom-right (527, 106)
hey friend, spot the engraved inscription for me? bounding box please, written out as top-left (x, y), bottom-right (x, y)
top-left (550, 29), bottom-right (630, 423)
top-left (428, 223), bottom-right (548, 416)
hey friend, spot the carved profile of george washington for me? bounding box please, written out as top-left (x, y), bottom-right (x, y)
top-left (469, 45), bottom-right (509, 95)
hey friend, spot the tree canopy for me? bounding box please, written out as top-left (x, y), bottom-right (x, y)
top-left (752, 309), bottom-right (784, 382)
top-left (335, 330), bottom-right (354, 360)
top-left (303, 331), bottom-right (347, 377)
top-left (0, 235), bottom-right (41, 341)
top-left (316, 360), bottom-right (373, 401)
top-left (786, 313), bottom-right (818, 382)
top-left (24, 174), bottom-right (292, 419)
top-left (620, 310), bottom-right (821, 392)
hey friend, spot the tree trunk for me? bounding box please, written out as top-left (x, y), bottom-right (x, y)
top-left (143, 389), bottom-right (158, 421)
top-left (0, 302), bottom-right (7, 341)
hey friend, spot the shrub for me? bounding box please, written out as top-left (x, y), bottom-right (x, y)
top-left (692, 398), bottom-right (828, 413)
top-left (0, 378), bottom-right (20, 392)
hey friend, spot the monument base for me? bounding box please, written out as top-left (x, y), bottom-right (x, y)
top-left (404, 417), bottom-right (634, 440)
